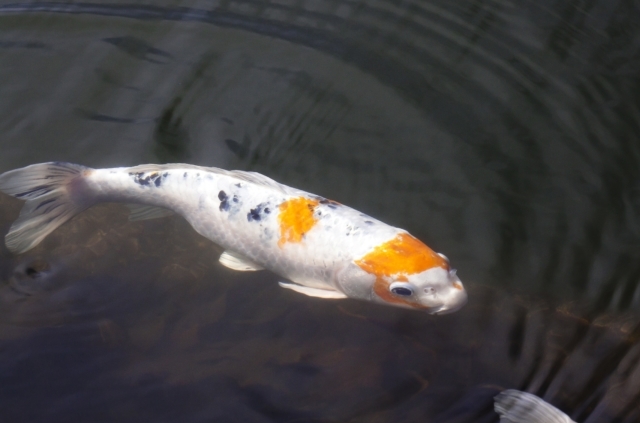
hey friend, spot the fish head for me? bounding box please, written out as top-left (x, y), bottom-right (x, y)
top-left (345, 233), bottom-right (467, 314)
top-left (382, 264), bottom-right (468, 314)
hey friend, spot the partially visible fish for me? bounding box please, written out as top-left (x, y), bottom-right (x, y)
top-left (494, 389), bottom-right (577, 423)
top-left (0, 162), bottom-right (467, 313)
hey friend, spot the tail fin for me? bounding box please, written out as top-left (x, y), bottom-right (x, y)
top-left (0, 162), bottom-right (92, 253)
top-left (494, 389), bottom-right (576, 423)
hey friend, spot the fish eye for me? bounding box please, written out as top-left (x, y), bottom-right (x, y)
top-left (389, 282), bottom-right (413, 296)
top-left (437, 253), bottom-right (449, 263)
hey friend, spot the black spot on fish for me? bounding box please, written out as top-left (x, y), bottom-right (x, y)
top-left (345, 225), bottom-right (356, 236)
top-left (235, 183), bottom-right (242, 188)
top-left (319, 198), bottom-right (340, 209)
top-left (131, 171), bottom-right (162, 187)
top-left (247, 203), bottom-right (271, 222)
top-left (247, 209), bottom-right (260, 222)
top-left (365, 221), bottom-right (374, 225)
top-left (233, 195), bottom-right (239, 203)
top-left (183, 172), bottom-right (187, 178)
top-left (218, 190), bottom-right (230, 212)
top-left (132, 172), bottom-right (149, 186)
top-left (154, 175), bottom-right (162, 187)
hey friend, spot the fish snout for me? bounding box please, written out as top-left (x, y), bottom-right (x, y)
top-left (433, 274), bottom-right (468, 314)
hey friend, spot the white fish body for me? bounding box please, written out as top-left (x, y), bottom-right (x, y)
top-left (0, 162), bottom-right (467, 313)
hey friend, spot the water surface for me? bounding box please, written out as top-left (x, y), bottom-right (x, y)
top-left (0, 0), bottom-right (639, 421)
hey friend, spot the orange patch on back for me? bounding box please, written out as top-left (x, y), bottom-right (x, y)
top-left (278, 197), bottom-right (320, 247)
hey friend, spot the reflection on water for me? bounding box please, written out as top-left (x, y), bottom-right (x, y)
top-left (0, 0), bottom-right (639, 421)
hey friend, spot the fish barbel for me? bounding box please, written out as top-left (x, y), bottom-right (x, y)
top-left (0, 162), bottom-right (467, 314)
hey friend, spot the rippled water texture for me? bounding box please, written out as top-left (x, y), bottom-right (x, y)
top-left (1, 0), bottom-right (639, 422)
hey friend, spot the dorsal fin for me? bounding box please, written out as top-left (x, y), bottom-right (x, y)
top-left (227, 170), bottom-right (288, 194)
top-left (125, 164), bottom-right (290, 195)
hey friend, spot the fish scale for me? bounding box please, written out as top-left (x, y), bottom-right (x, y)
top-left (0, 162), bottom-right (467, 313)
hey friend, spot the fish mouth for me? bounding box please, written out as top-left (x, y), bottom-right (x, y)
top-left (432, 295), bottom-right (468, 315)
top-left (432, 306), bottom-right (458, 315)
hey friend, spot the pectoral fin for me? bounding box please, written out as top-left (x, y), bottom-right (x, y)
top-left (494, 389), bottom-right (576, 423)
top-left (219, 250), bottom-right (264, 271)
top-left (278, 282), bottom-right (347, 299)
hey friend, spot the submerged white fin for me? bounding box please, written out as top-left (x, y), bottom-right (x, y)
top-left (278, 282), bottom-right (347, 299)
top-left (0, 162), bottom-right (92, 253)
top-left (127, 204), bottom-right (174, 221)
top-left (494, 390), bottom-right (575, 423)
top-left (219, 250), bottom-right (264, 271)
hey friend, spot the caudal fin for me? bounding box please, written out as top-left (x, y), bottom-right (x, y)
top-left (494, 389), bottom-right (576, 423)
top-left (0, 162), bottom-right (92, 253)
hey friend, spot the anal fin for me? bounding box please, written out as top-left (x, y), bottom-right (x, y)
top-left (219, 250), bottom-right (264, 271)
top-left (127, 204), bottom-right (174, 221)
top-left (279, 282), bottom-right (347, 299)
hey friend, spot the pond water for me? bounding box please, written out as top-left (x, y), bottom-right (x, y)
top-left (1, 0), bottom-right (639, 421)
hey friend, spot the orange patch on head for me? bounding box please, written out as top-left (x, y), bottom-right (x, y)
top-left (356, 233), bottom-right (449, 309)
top-left (355, 233), bottom-right (448, 277)
top-left (278, 197), bottom-right (320, 247)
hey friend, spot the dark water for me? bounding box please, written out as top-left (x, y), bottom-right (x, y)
top-left (1, 0), bottom-right (640, 421)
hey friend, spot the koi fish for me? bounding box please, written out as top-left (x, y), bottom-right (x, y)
top-left (494, 390), bottom-right (576, 423)
top-left (0, 162), bottom-right (467, 313)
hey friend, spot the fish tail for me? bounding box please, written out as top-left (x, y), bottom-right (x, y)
top-left (0, 162), bottom-right (93, 253)
top-left (494, 389), bottom-right (575, 423)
